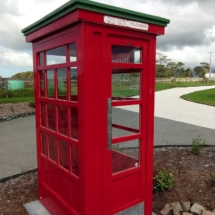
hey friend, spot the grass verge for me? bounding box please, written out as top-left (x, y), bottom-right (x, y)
top-left (0, 97), bottom-right (34, 104)
top-left (181, 88), bottom-right (215, 106)
top-left (155, 82), bottom-right (215, 91)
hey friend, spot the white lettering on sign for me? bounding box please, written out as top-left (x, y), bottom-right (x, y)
top-left (112, 58), bottom-right (129, 63)
top-left (104, 16), bottom-right (148, 31)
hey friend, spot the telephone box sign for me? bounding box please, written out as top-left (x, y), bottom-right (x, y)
top-left (104, 15), bottom-right (149, 31)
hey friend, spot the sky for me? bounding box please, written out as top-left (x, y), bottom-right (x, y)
top-left (0, 0), bottom-right (215, 77)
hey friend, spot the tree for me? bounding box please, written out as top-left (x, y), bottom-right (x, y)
top-left (11, 71), bottom-right (33, 79)
top-left (194, 66), bottom-right (204, 78)
top-left (200, 62), bottom-right (209, 77)
top-left (156, 53), bottom-right (172, 78)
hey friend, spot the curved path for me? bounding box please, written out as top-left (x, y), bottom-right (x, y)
top-left (0, 86), bottom-right (214, 179)
top-left (120, 85), bottom-right (215, 129)
top-left (155, 86), bottom-right (215, 129)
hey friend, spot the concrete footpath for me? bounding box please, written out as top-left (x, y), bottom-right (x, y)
top-left (0, 86), bottom-right (215, 179)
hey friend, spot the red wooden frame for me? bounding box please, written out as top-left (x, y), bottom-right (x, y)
top-left (29, 7), bottom-right (161, 215)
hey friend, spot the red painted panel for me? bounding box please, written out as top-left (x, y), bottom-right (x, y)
top-left (111, 172), bottom-right (142, 213)
top-left (79, 9), bottom-right (165, 35)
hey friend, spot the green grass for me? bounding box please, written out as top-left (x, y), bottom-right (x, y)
top-left (0, 97), bottom-right (34, 104)
top-left (155, 82), bottom-right (215, 91)
top-left (181, 88), bottom-right (215, 106)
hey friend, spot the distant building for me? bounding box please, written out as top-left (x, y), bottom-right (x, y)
top-left (205, 73), bottom-right (215, 78)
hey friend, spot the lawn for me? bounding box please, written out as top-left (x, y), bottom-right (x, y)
top-left (181, 88), bottom-right (215, 106)
top-left (155, 82), bottom-right (215, 91)
top-left (0, 82), bottom-right (214, 103)
top-left (0, 97), bottom-right (34, 104)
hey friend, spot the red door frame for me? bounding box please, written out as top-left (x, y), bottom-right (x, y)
top-left (82, 22), bottom-right (156, 215)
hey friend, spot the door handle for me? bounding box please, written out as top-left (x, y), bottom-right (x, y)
top-left (107, 98), bottom-right (112, 150)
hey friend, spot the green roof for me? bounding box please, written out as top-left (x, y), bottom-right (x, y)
top-left (22, 0), bottom-right (170, 36)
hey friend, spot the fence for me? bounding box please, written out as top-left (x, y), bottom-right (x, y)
top-left (0, 78), bottom-right (34, 98)
top-left (155, 77), bottom-right (215, 84)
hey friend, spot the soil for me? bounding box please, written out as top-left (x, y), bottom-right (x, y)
top-left (0, 102), bottom-right (35, 118)
top-left (0, 103), bottom-right (215, 214)
top-left (0, 147), bottom-right (215, 215)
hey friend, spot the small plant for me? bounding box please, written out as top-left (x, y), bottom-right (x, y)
top-left (207, 172), bottom-right (215, 187)
top-left (29, 101), bottom-right (35, 108)
top-left (153, 168), bottom-right (174, 192)
top-left (10, 105), bottom-right (14, 113)
top-left (191, 135), bottom-right (206, 155)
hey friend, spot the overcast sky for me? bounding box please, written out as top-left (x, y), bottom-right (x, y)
top-left (0, 0), bottom-right (215, 77)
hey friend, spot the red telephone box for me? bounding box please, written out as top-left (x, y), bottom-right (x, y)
top-left (22, 1), bottom-right (169, 214)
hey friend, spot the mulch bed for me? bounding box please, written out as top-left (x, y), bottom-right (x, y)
top-left (1, 146), bottom-right (215, 215)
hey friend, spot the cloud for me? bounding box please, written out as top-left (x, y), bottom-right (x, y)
top-left (0, 0), bottom-right (20, 16)
top-left (0, 46), bottom-right (33, 68)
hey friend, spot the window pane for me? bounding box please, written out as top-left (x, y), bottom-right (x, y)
top-left (57, 68), bottom-right (67, 100)
top-left (71, 144), bottom-right (79, 176)
top-left (46, 46), bottom-right (66, 65)
top-left (41, 132), bottom-right (47, 156)
top-left (40, 71), bottom-right (45, 97)
top-left (71, 107), bottom-right (78, 140)
top-left (112, 105), bottom-right (139, 138)
top-left (58, 105), bottom-right (68, 136)
top-left (49, 135), bottom-right (57, 162)
top-left (69, 43), bottom-right (77, 62)
top-left (41, 103), bottom-right (46, 127)
top-left (70, 67), bottom-right (78, 101)
top-left (112, 69), bottom-right (141, 100)
top-left (112, 140), bottom-right (139, 174)
top-left (39, 52), bottom-right (44, 66)
top-left (59, 140), bottom-right (69, 171)
top-left (47, 104), bottom-right (55, 131)
top-left (47, 70), bottom-right (54, 98)
top-left (112, 46), bottom-right (141, 64)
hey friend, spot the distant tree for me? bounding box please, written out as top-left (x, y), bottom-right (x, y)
top-left (200, 62), bottom-right (209, 76)
top-left (11, 71), bottom-right (33, 79)
top-left (194, 66), bottom-right (204, 78)
top-left (156, 53), bottom-right (172, 78)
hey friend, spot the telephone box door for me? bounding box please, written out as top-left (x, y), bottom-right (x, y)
top-left (104, 35), bottom-right (150, 214)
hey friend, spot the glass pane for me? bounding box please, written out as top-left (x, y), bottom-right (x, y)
top-left (58, 105), bottom-right (68, 136)
top-left (47, 104), bottom-right (55, 131)
top-left (70, 67), bottom-right (78, 101)
top-left (69, 43), bottom-right (77, 62)
top-left (46, 46), bottom-right (66, 65)
top-left (41, 132), bottom-right (47, 156)
top-left (49, 135), bottom-right (57, 162)
top-left (112, 69), bottom-right (141, 100)
top-left (59, 140), bottom-right (69, 171)
top-left (112, 140), bottom-right (139, 174)
top-left (71, 107), bottom-right (78, 140)
top-left (112, 105), bottom-right (139, 138)
top-left (57, 68), bottom-right (67, 100)
top-left (40, 71), bottom-right (45, 97)
top-left (39, 52), bottom-right (44, 66)
top-left (41, 103), bottom-right (46, 127)
top-left (47, 70), bottom-right (54, 98)
top-left (112, 46), bottom-right (141, 64)
top-left (71, 144), bottom-right (79, 176)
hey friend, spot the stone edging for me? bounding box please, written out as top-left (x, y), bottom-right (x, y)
top-left (0, 111), bottom-right (35, 123)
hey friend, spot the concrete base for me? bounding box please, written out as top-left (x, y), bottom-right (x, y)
top-left (115, 202), bottom-right (157, 215)
top-left (24, 200), bottom-right (156, 215)
top-left (23, 200), bottom-right (50, 215)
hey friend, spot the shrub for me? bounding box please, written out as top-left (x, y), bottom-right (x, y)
top-left (207, 172), bottom-right (215, 187)
top-left (154, 168), bottom-right (174, 191)
top-left (191, 135), bottom-right (206, 155)
top-left (29, 101), bottom-right (35, 108)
